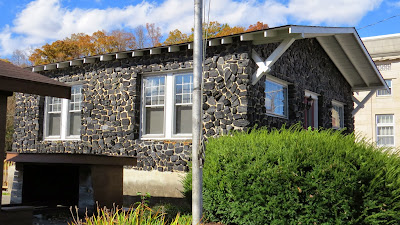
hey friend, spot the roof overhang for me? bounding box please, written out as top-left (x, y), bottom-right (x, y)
top-left (246, 25), bottom-right (387, 92)
top-left (6, 153), bottom-right (137, 166)
top-left (30, 25), bottom-right (386, 92)
top-left (0, 60), bottom-right (70, 98)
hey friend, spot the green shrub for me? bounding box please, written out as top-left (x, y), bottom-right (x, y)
top-left (184, 126), bottom-right (400, 224)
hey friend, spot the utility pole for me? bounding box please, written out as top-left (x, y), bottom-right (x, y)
top-left (192, 0), bottom-right (203, 224)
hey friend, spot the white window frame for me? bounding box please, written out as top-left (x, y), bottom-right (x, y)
top-left (264, 76), bottom-right (289, 119)
top-left (140, 72), bottom-right (193, 140)
top-left (376, 79), bottom-right (392, 96)
top-left (44, 85), bottom-right (82, 141)
top-left (331, 100), bottom-right (345, 130)
top-left (376, 114), bottom-right (395, 146)
top-left (304, 90), bottom-right (319, 129)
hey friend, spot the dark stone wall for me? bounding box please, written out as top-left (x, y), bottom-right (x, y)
top-left (249, 39), bottom-right (354, 131)
top-left (13, 38), bottom-right (354, 172)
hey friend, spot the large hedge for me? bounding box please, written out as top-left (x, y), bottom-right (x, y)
top-left (184, 126), bottom-right (400, 224)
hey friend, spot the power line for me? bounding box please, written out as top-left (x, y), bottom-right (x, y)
top-left (357, 14), bottom-right (400, 30)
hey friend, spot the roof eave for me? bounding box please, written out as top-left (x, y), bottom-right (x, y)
top-left (29, 25), bottom-right (386, 92)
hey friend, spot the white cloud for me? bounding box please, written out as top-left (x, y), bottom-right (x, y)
top-left (0, 0), bottom-right (384, 56)
top-left (286, 0), bottom-right (384, 25)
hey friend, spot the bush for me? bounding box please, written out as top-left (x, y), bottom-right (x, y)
top-left (184, 126), bottom-right (400, 224)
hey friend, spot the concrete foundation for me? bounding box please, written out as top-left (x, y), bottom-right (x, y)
top-left (123, 169), bottom-right (186, 206)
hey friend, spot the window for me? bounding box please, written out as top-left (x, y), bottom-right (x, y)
top-left (141, 73), bottom-right (193, 139)
top-left (376, 114), bottom-right (395, 146)
top-left (45, 85), bottom-right (82, 140)
top-left (376, 63), bottom-right (391, 71)
top-left (376, 79), bottom-right (392, 96)
top-left (304, 90), bottom-right (319, 129)
top-left (265, 79), bottom-right (288, 118)
top-left (332, 100), bottom-right (344, 129)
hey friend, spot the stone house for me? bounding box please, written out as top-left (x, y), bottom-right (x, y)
top-left (8, 25), bottom-right (385, 209)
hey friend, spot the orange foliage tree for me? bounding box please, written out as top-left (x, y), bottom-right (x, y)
top-left (246, 21), bottom-right (269, 32)
top-left (163, 29), bottom-right (190, 45)
top-left (163, 21), bottom-right (269, 45)
top-left (29, 29), bottom-right (138, 65)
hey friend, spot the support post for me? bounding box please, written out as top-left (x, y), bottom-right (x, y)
top-left (192, 0), bottom-right (203, 224)
top-left (0, 93), bottom-right (10, 207)
top-left (251, 38), bottom-right (296, 85)
top-left (352, 90), bottom-right (376, 116)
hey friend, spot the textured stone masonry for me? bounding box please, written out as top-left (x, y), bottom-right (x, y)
top-left (13, 38), bottom-right (354, 172)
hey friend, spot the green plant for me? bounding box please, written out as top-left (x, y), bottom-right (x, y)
top-left (184, 125), bottom-right (400, 224)
top-left (68, 199), bottom-right (194, 225)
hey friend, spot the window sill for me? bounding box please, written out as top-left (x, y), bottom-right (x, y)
top-left (141, 135), bottom-right (192, 141)
top-left (265, 113), bottom-right (288, 119)
top-left (44, 137), bottom-right (81, 141)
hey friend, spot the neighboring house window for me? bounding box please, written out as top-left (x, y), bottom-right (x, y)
top-left (141, 73), bottom-right (193, 139)
top-left (376, 114), bottom-right (395, 146)
top-left (376, 79), bottom-right (392, 96)
top-left (45, 85), bottom-right (82, 140)
top-left (265, 79), bottom-right (288, 118)
top-left (376, 63), bottom-right (391, 71)
top-left (304, 90), bottom-right (319, 129)
top-left (332, 100), bottom-right (344, 129)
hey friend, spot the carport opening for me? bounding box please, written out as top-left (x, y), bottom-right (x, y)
top-left (22, 164), bottom-right (79, 206)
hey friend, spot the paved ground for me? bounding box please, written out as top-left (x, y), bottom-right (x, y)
top-left (32, 207), bottom-right (74, 225)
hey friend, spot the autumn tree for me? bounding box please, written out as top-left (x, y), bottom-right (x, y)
top-left (67, 33), bottom-right (95, 57)
top-left (164, 21), bottom-right (245, 45)
top-left (163, 29), bottom-right (190, 45)
top-left (246, 21), bottom-right (269, 32)
top-left (0, 58), bottom-right (11, 63)
top-left (29, 39), bottom-right (79, 65)
top-left (110, 29), bottom-right (136, 51)
top-left (146, 23), bottom-right (162, 47)
top-left (29, 29), bottom-right (138, 65)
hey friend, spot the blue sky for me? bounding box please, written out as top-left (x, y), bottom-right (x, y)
top-left (0, 0), bottom-right (399, 57)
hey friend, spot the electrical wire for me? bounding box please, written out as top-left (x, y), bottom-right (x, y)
top-left (357, 14), bottom-right (400, 30)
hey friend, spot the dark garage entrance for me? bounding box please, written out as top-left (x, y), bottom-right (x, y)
top-left (22, 164), bottom-right (79, 206)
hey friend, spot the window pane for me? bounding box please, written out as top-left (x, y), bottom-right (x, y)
top-left (69, 112), bottom-right (81, 136)
top-left (176, 105), bottom-right (192, 134)
top-left (306, 102), bottom-right (313, 127)
top-left (377, 79), bottom-right (392, 96)
top-left (48, 97), bottom-right (62, 113)
top-left (145, 107), bottom-right (164, 134)
top-left (332, 104), bottom-right (344, 129)
top-left (175, 74), bottom-right (193, 104)
top-left (144, 76), bottom-right (165, 106)
top-left (70, 86), bottom-right (83, 111)
top-left (48, 113), bottom-right (61, 136)
top-left (377, 115), bottom-right (393, 124)
top-left (377, 136), bottom-right (394, 146)
top-left (265, 80), bottom-right (287, 116)
top-left (377, 126), bottom-right (393, 135)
